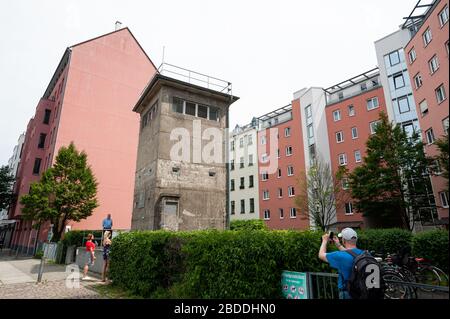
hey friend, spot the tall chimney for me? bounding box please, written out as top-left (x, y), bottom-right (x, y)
top-left (115, 21), bottom-right (122, 31)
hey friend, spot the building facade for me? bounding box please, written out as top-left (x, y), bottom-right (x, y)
top-left (9, 27), bottom-right (156, 254)
top-left (131, 65), bottom-right (238, 231)
top-left (229, 122), bottom-right (260, 221)
top-left (257, 104), bottom-right (309, 230)
top-left (324, 68), bottom-right (387, 230)
top-left (404, 0), bottom-right (449, 222)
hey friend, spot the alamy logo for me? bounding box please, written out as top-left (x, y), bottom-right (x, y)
top-left (365, 264), bottom-right (380, 289)
top-left (65, 263), bottom-right (80, 289)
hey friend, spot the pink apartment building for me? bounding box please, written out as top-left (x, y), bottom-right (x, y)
top-left (9, 27), bottom-right (156, 254)
top-left (404, 0), bottom-right (449, 223)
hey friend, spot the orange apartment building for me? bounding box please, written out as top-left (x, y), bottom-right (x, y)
top-left (404, 0), bottom-right (449, 222)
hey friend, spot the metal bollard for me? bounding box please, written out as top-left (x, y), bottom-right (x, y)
top-left (37, 244), bottom-right (48, 283)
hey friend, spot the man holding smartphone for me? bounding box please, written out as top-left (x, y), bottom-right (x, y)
top-left (318, 228), bottom-right (362, 299)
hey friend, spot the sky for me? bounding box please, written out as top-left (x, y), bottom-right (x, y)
top-left (0, 0), bottom-right (418, 165)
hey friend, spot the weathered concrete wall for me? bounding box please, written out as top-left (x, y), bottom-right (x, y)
top-left (132, 82), bottom-right (231, 231)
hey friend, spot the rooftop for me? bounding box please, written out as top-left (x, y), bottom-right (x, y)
top-left (324, 67), bottom-right (379, 95)
top-left (402, 0), bottom-right (437, 32)
top-left (257, 104), bottom-right (292, 122)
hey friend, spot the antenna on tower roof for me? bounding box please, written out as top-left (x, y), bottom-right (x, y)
top-left (115, 21), bottom-right (122, 31)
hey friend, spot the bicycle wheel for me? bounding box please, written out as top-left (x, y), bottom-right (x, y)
top-left (382, 269), bottom-right (416, 299)
top-left (417, 265), bottom-right (449, 289)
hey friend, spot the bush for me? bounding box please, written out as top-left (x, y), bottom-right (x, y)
top-left (412, 229), bottom-right (449, 273)
top-left (230, 219), bottom-right (268, 231)
top-left (110, 229), bottom-right (332, 298)
top-left (357, 228), bottom-right (412, 256)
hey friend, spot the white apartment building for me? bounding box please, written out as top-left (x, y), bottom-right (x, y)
top-left (229, 122), bottom-right (259, 220)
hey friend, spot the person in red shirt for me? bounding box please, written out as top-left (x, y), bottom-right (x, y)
top-left (82, 233), bottom-right (96, 280)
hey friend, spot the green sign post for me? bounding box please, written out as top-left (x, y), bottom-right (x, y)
top-left (281, 271), bottom-right (309, 299)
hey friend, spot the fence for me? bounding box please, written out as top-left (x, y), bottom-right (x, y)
top-left (306, 272), bottom-right (339, 299)
top-left (384, 279), bottom-right (449, 299)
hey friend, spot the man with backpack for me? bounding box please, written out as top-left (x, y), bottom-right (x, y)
top-left (318, 228), bottom-right (383, 300)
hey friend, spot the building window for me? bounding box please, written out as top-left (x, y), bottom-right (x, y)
top-left (414, 73), bottom-right (423, 89)
top-left (263, 190), bottom-right (270, 200)
top-left (240, 157), bottom-right (245, 168)
top-left (288, 186), bottom-right (295, 197)
top-left (398, 96), bottom-right (411, 114)
top-left (264, 209), bottom-right (270, 220)
top-left (348, 105), bottom-right (355, 117)
top-left (38, 133), bottom-right (47, 149)
top-left (32, 158), bottom-right (42, 175)
top-left (355, 150), bottom-right (362, 163)
top-left (277, 168), bottom-right (282, 178)
top-left (420, 100), bottom-right (429, 117)
top-left (338, 153), bottom-right (347, 166)
top-left (305, 106), bottom-right (312, 119)
top-left (423, 28), bottom-right (432, 46)
top-left (393, 73), bottom-right (405, 89)
top-left (408, 48), bottom-right (416, 64)
top-left (307, 124), bottom-right (314, 138)
top-left (360, 83), bottom-right (367, 91)
top-left (230, 160), bottom-right (235, 171)
top-left (249, 175), bottom-right (254, 188)
top-left (285, 127), bottom-right (291, 137)
top-left (436, 84), bottom-right (447, 104)
top-left (261, 153), bottom-right (268, 163)
top-left (440, 192), bottom-right (449, 208)
top-left (287, 166), bottom-right (294, 176)
top-left (286, 146), bottom-right (293, 156)
top-left (336, 131), bottom-right (344, 143)
top-left (279, 208), bottom-right (284, 219)
top-left (230, 140), bottom-right (235, 151)
top-left (389, 50), bottom-right (400, 66)
top-left (261, 136), bottom-right (266, 145)
top-left (240, 199), bottom-right (245, 214)
top-left (446, 41), bottom-right (450, 56)
top-left (230, 179), bottom-right (235, 191)
top-left (278, 188), bottom-right (283, 198)
top-left (338, 92), bottom-right (344, 100)
top-left (345, 203), bottom-right (354, 215)
top-left (439, 5), bottom-right (449, 27)
top-left (342, 178), bottom-right (349, 190)
top-left (372, 79), bottom-right (379, 87)
top-left (277, 149), bottom-right (281, 158)
top-left (289, 208), bottom-right (297, 219)
top-left (240, 177), bottom-right (245, 189)
top-left (370, 121), bottom-right (381, 135)
top-left (426, 128), bottom-right (435, 145)
top-left (230, 201), bottom-right (235, 215)
top-left (367, 97), bottom-right (379, 111)
top-left (443, 117), bottom-right (449, 134)
top-left (261, 171), bottom-right (269, 181)
top-left (185, 101), bottom-right (196, 116)
top-left (249, 198), bottom-right (255, 213)
top-left (248, 135), bottom-right (253, 145)
top-left (429, 55), bottom-right (440, 74)
top-left (248, 154), bottom-right (254, 166)
top-left (351, 127), bottom-right (358, 139)
top-left (197, 104), bottom-right (208, 119)
top-left (43, 109), bottom-right (51, 125)
top-left (333, 110), bottom-right (341, 122)
top-left (239, 137), bottom-right (244, 148)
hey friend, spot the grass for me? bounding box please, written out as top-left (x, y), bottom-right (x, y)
top-left (89, 283), bottom-right (144, 299)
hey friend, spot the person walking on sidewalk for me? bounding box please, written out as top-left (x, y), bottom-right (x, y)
top-left (102, 231), bottom-right (112, 282)
top-left (82, 233), bottom-right (96, 280)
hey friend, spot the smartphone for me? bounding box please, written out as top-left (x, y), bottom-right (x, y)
top-left (329, 232), bottom-right (334, 241)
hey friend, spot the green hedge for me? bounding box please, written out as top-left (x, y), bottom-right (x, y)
top-left (109, 228), bottom-right (449, 298)
top-left (357, 228), bottom-right (413, 256)
top-left (230, 219), bottom-right (268, 231)
top-left (412, 229), bottom-right (449, 273)
top-left (110, 230), bottom-right (333, 298)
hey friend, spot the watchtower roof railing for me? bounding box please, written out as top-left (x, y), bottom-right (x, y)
top-left (158, 62), bottom-right (232, 96)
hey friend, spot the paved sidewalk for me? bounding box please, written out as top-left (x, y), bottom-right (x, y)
top-left (0, 249), bottom-right (107, 299)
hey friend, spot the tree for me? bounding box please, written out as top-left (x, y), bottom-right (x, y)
top-left (348, 112), bottom-right (434, 231)
top-left (295, 157), bottom-right (350, 231)
top-left (434, 133), bottom-right (449, 193)
top-left (20, 143), bottom-right (98, 242)
top-left (0, 165), bottom-right (15, 211)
